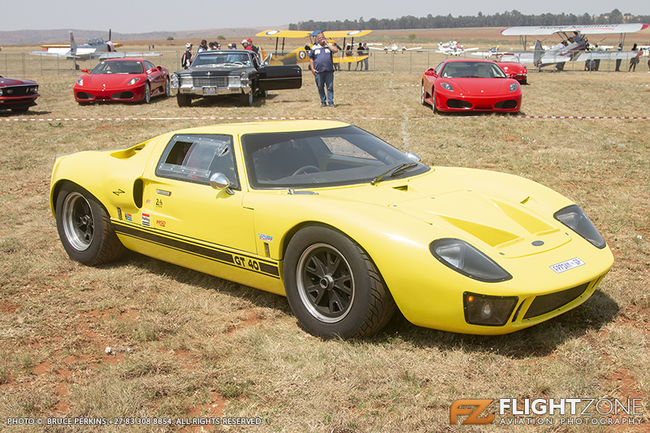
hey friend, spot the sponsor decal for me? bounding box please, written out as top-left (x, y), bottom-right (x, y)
top-left (155, 219), bottom-right (166, 228)
top-left (117, 207), bottom-right (122, 220)
top-left (450, 398), bottom-right (645, 426)
top-left (112, 188), bottom-right (125, 196)
top-left (155, 198), bottom-right (163, 208)
top-left (258, 233), bottom-right (273, 242)
top-left (124, 213), bottom-right (132, 222)
top-left (141, 213), bottom-right (150, 227)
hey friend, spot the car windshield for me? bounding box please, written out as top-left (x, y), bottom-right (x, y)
top-left (242, 126), bottom-right (429, 189)
top-left (440, 62), bottom-right (506, 78)
top-left (91, 61), bottom-right (144, 74)
top-left (191, 52), bottom-right (252, 67)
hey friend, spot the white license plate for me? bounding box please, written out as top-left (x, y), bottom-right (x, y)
top-left (550, 257), bottom-right (585, 274)
top-left (203, 87), bottom-right (217, 95)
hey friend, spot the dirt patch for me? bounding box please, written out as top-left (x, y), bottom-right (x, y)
top-left (225, 311), bottom-right (263, 334)
top-left (0, 301), bottom-right (20, 313)
top-left (33, 360), bottom-right (52, 375)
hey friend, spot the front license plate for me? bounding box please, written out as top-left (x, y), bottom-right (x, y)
top-left (550, 257), bottom-right (585, 274)
top-left (203, 87), bottom-right (217, 95)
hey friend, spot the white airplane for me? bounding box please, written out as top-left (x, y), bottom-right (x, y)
top-left (369, 43), bottom-right (422, 53)
top-left (436, 40), bottom-right (479, 56)
top-left (29, 30), bottom-right (161, 60)
top-left (475, 24), bottom-right (648, 70)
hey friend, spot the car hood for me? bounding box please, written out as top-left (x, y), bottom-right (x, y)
top-left (440, 77), bottom-right (515, 94)
top-left (0, 77), bottom-right (37, 87)
top-left (178, 66), bottom-right (252, 76)
top-left (315, 168), bottom-right (571, 258)
top-left (77, 74), bottom-right (144, 88)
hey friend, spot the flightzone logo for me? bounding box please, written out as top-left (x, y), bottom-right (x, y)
top-left (450, 398), bottom-right (645, 426)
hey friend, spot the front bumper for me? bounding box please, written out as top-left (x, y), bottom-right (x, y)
top-left (436, 91), bottom-right (522, 112)
top-left (74, 84), bottom-right (145, 102)
top-left (0, 94), bottom-right (39, 109)
top-left (172, 75), bottom-right (251, 97)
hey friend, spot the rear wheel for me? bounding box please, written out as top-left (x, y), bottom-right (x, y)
top-left (177, 93), bottom-right (191, 107)
top-left (283, 226), bottom-right (396, 339)
top-left (164, 77), bottom-right (170, 97)
top-left (420, 83), bottom-right (427, 106)
top-left (55, 184), bottom-right (124, 265)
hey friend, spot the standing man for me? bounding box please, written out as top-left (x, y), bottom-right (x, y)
top-left (181, 43), bottom-right (193, 69)
top-left (308, 32), bottom-right (339, 107)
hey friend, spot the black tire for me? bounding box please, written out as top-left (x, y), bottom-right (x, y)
top-left (143, 83), bottom-right (151, 104)
top-left (431, 90), bottom-right (438, 113)
top-left (240, 91), bottom-right (254, 106)
top-left (164, 77), bottom-right (170, 97)
top-left (420, 83), bottom-right (427, 106)
top-left (55, 184), bottom-right (124, 266)
top-left (11, 106), bottom-right (30, 114)
top-left (177, 93), bottom-right (191, 107)
top-left (283, 226), bottom-right (396, 339)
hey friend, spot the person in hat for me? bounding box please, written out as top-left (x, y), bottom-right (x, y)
top-left (247, 38), bottom-right (259, 54)
top-left (181, 43), bottom-right (193, 69)
top-left (198, 40), bottom-right (208, 53)
top-left (242, 39), bottom-right (250, 50)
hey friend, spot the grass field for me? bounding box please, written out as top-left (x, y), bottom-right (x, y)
top-left (0, 38), bottom-right (649, 432)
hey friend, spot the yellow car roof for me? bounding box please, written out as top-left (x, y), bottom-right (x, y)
top-left (170, 119), bottom-right (350, 136)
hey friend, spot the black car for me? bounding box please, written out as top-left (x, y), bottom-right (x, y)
top-left (171, 50), bottom-right (302, 107)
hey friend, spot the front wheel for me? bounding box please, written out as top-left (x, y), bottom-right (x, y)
top-left (283, 226), bottom-right (396, 339)
top-left (431, 90), bottom-right (438, 113)
top-left (11, 106), bottom-right (30, 113)
top-left (55, 184), bottom-right (124, 265)
top-left (143, 83), bottom-right (151, 104)
top-left (177, 93), bottom-right (191, 107)
top-left (240, 91), bottom-right (254, 106)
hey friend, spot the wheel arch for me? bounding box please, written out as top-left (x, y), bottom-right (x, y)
top-left (50, 179), bottom-right (110, 219)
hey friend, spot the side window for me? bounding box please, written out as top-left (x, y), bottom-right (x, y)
top-left (435, 62), bottom-right (444, 75)
top-left (156, 134), bottom-right (239, 189)
top-left (144, 60), bottom-right (155, 71)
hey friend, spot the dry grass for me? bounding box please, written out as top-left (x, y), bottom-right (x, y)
top-left (0, 37), bottom-right (648, 432)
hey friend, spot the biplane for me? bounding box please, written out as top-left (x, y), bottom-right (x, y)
top-left (368, 43), bottom-right (422, 53)
top-left (255, 29), bottom-right (372, 65)
top-left (30, 30), bottom-right (161, 61)
top-left (436, 41), bottom-right (479, 56)
top-left (474, 24), bottom-right (648, 70)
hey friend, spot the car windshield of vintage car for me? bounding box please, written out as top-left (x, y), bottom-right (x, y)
top-left (90, 61), bottom-right (144, 74)
top-left (440, 62), bottom-right (507, 79)
top-left (242, 126), bottom-right (429, 188)
top-left (191, 52), bottom-right (252, 68)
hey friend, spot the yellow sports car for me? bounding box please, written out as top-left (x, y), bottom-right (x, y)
top-left (50, 120), bottom-right (613, 338)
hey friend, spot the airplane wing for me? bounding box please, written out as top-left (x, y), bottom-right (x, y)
top-left (368, 46), bottom-right (386, 51)
top-left (503, 23), bottom-right (649, 36)
top-left (256, 30), bottom-right (311, 38)
top-left (98, 52), bottom-right (163, 59)
top-left (334, 55), bottom-right (368, 64)
top-left (403, 47), bottom-right (422, 51)
top-left (575, 51), bottom-right (641, 61)
top-left (30, 49), bottom-right (70, 57)
top-left (320, 30), bottom-right (372, 38)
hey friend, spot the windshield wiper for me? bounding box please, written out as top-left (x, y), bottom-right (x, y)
top-left (370, 162), bottom-right (419, 185)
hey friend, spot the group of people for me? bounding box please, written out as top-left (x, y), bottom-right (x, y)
top-left (181, 38), bottom-right (260, 69)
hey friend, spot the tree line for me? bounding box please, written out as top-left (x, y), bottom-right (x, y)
top-left (289, 9), bottom-right (649, 31)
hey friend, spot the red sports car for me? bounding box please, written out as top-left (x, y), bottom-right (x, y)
top-left (0, 76), bottom-right (39, 113)
top-left (497, 61), bottom-right (528, 84)
top-left (421, 59), bottom-right (522, 113)
top-left (74, 58), bottom-right (169, 104)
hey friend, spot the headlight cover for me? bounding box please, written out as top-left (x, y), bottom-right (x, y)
top-left (463, 292), bottom-right (518, 326)
top-left (127, 77), bottom-right (141, 86)
top-left (440, 82), bottom-right (454, 91)
top-left (170, 74), bottom-right (179, 88)
top-left (554, 204), bottom-right (606, 249)
top-left (430, 238), bottom-right (512, 282)
top-left (76, 78), bottom-right (83, 86)
top-left (509, 82), bottom-right (519, 91)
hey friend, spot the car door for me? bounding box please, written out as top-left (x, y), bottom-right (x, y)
top-left (256, 64), bottom-right (302, 91)
top-left (144, 60), bottom-right (163, 93)
top-left (139, 133), bottom-right (257, 258)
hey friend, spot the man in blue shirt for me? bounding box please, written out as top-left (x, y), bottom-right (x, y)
top-left (308, 32), bottom-right (339, 107)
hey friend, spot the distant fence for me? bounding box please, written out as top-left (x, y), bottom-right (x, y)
top-left (1, 51), bottom-right (647, 78)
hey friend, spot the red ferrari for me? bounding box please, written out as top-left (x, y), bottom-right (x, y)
top-left (497, 61), bottom-right (528, 84)
top-left (421, 59), bottom-right (521, 113)
top-left (0, 76), bottom-right (39, 113)
top-left (74, 59), bottom-right (169, 104)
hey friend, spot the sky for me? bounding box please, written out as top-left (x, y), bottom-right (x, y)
top-left (4, 1), bottom-right (650, 33)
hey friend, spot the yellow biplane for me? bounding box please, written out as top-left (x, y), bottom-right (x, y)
top-left (255, 29), bottom-right (372, 66)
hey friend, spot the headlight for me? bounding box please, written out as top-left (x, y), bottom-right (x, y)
top-left (440, 82), bottom-right (454, 91)
top-left (170, 74), bottom-right (179, 88)
top-left (240, 72), bottom-right (249, 86)
top-left (430, 238), bottom-right (512, 282)
top-left (127, 77), bottom-right (141, 85)
top-left (509, 82), bottom-right (519, 91)
top-left (76, 78), bottom-right (83, 86)
top-left (463, 292), bottom-right (518, 326)
top-left (0, 89), bottom-right (3, 96)
top-left (554, 205), bottom-right (606, 249)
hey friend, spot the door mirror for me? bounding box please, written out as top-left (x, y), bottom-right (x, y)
top-left (209, 172), bottom-right (234, 195)
top-left (157, 66), bottom-right (163, 71)
top-left (424, 68), bottom-right (437, 77)
top-left (405, 151), bottom-right (421, 162)
top-left (262, 53), bottom-right (272, 65)
top-left (81, 68), bottom-right (90, 73)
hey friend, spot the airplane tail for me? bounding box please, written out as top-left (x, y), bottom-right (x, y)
top-left (70, 31), bottom-right (77, 55)
top-left (533, 40), bottom-right (543, 67)
top-left (108, 28), bottom-right (112, 42)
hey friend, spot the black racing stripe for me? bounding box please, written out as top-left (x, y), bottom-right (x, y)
top-left (112, 222), bottom-right (280, 278)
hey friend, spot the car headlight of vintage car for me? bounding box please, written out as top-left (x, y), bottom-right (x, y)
top-left (463, 292), bottom-right (518, 326)
top-left (170, 74), bottom-right (179, 88)
top-left (554, 204), bottom-right (606, 249)
top-left (430, 238), bottom-right (512, 282)
top-left (240, 72), bottom-right (249, 86)
top-left (440, 82), bottom-right (454, 91)
top-left (509, 82), bottom-right (519, 91)
top-left (127, 77), bottom-right (141, 86)
top-left (30, 86), bottom-right (38, 93)
top-left (76, 78), bottom-right (83, 86)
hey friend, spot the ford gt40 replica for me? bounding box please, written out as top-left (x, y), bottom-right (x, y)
top-left (421, 59), bottom-right (522, 113)
top-left (74, 58), bottom-right (169, 104)
top-left (171, 50), bottom-right (302, 107)
top-left (50, 121), bottom-right (613, 338)
top-left (0, 76), bottom-right (39, 113)
top-left (497, 61), bottom-right (528, 85)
